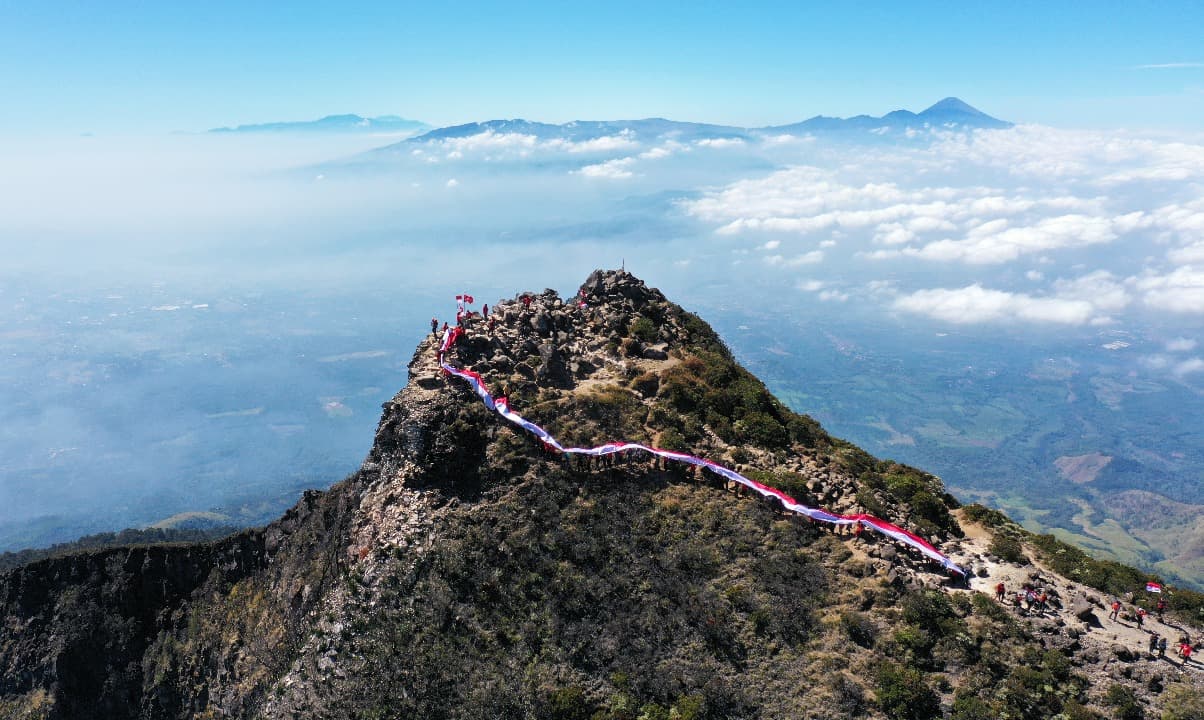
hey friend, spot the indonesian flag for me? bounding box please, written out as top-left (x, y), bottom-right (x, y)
top-left (456, 294), bottom-right (474, 304)
top-left (1146, 582), bottom-right (1163, 593)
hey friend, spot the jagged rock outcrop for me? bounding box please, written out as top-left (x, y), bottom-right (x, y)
top-left (1, 270), bottom-right (1201, 720)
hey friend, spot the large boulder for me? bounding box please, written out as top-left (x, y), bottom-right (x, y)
top-left (1072, 597), bottom-right (1097, 623)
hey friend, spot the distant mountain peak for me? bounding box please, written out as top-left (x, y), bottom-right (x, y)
top-left (920, 97), bottom-right (989, 117)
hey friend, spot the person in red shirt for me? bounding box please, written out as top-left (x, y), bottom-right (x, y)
top-left (1109, 600), bottom-right (1121, 621)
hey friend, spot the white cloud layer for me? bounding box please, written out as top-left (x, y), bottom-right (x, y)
top-left (577, 157), bottom-right (635, 179)
top-left (894, 285), bottom-right (1096, 325)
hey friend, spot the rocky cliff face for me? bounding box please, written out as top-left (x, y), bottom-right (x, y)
top-left (1, 270), bottom-right (1202, 720)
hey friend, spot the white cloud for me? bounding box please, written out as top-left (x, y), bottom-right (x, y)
top-left (548, 130), bottom-right (640, 154)
top-left (893, 284), bottom-right (1095, 325)
top-left (1026, 270), bottom-right (1044, 281)
top-left (761, 240), bottom-right (781, 250)
top-left (907, 216), bottom-right (958, 233)
top-left (1133, 267), bottom-right (1204, 313)
top-left (638, 142), bottom-right (687, 160)
top-left (1176, 358), bottom-right (1204, 375)
top-left (1167, 337), bottom-right (1197, 352)
top-left (797, 279), bottom-right (825, 292)
top-left (819, 289), bottom-right (849, 302)
top-left (445, 178), bottom-right (459, 188)
top-left (577, 157), bottom-right (635, 179)
top-left (437, 131), bottom-right (539, 155)
top-left (906, 214), bottom-right (1117, 264)
top-left (930, 124), bottom-right (1204, 185)
top-left (696, 137), bottom-right (746, 148)
top-left (681, 164), bottom-right (1132, 268)
top-left (761, 134), bottom-right (814, 145)
top-left (1053, 270), bottom-right (1130, 312)
top-left (873, 223), bottom-right (914, 245)
top-left (764, 250), bottom-right (823, 266)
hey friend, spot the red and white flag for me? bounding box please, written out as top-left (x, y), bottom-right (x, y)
top-left (1146, 582), bottom-right (1162, 593)
top-left (456, 294), bottom-right (474, 305)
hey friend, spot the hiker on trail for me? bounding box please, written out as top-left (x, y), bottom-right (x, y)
top-left (995, 582), bottom-right (1006, 602)
top-left (488, 316), bottom-right (496, 333)
top-left (853, 522), bottom-right (863, 540)
top-left (1038, 590), bottom-right (1049, 612)
top-left (482, 303), bottom-right (489, 319)
top-left (1181, 643), bottom-right (1193, 665)
top-left (1150, 635), bottom-right (1160, 655)
top-left (1136, 608), bottom-right (1147, 628)
top-left (1157, 598), bottom-right (1167, 620)
top-left (1159, 637), bottom-right (1168, 657)
top-left (431, 317), bottom-right (438, 335)
top-left (521, 295), bottom-right (533, 312)
top-left (442, 321), bottom-right (449, 332)
top-left (1110, 600), bottom-right (1121, 621)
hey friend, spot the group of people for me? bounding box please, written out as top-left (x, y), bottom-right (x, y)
top-left (995, 582), bottom-right (1053, 615)
top-left (1108, 597), bottom-right (1167, 627)
top-left (1147, 634), bottom-right (1198, 664)
top-left (430, 294), bottom-right (548, 344)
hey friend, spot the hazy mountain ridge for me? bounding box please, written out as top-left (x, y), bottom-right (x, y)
top-left (209, 114), bottom-right (429, 134)
top-left (383, 97), bottom-right (1011, 148)
top-left (1, 270), bottom-right (1200, 720)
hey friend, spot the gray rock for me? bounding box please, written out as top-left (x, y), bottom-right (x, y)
top-left (1072, 597), bottom-right (1097, 622)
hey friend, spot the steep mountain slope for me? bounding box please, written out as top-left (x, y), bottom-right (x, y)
top-left (1, 270), bottom-right (1200, 720)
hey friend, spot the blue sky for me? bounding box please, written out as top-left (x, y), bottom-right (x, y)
top-left (2, 0), bottom-right (1202, 133)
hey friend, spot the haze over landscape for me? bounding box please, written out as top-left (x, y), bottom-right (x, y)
top-left (3, 3), bottom-right (1204, 584)
top-left (8, 4), bottom-right (1204, 718)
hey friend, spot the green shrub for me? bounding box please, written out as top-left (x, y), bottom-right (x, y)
top-left (630, 317), bottom-right (658, 343)
top-left (734, 411), bottom-right (790, 450)
top-left (875, 664), bottom-right (940, 720)
top-left (1162, 682), bottom-right (1204, 720)
top-left (989, 533), bottom-right (1026, 564)
top-left (840, 610), bottom-right (877, 648)
top-left (629, 371), bottom-right (660, 397)
top-left (657, 428), bottom-right (688, 453)
top-left (1104, 683), bottom-right (1144, 720)
top-left (962, 503), bottom-right (1011, 528)
top-left (547, 686), bottom-right (594, 720)
top-left (950, 693), bottom-right (994, 720)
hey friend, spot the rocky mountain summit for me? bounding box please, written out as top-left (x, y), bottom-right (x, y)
top-left (1, 270), bottom-right (1202, 719)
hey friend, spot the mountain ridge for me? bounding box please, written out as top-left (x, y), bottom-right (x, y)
top-left (362, 98), bottom-right (1011, 153)
top-left (209, 114), bottom-right (429, 134)
top-left (1, 270), bottom-right (1200, 719)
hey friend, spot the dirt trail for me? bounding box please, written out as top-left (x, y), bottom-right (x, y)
top-left (953, 515), bottom-right (1203, 677)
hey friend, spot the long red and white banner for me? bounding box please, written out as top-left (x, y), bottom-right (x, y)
top-left (437, 326), bottom-right (964, 575)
